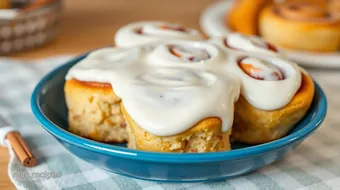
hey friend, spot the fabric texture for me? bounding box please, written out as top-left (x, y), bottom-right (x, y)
top-left (0, 57), bottom-right (339, 190)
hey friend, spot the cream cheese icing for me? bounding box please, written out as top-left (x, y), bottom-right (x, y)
top-left (147, 41), bottom-right (226, 70)
top-left (66, 28), bottom-right (303, 136)
top-left (114, 21), bottom-right (203, 47)
top-left (117, 67), bottom-right (240, 136)
top-left (226, 55), bottom-right (301, 111)
top-left (239, 57), bottom-right (284, 81)
top-left (66, 43), bottom-right (240, 136)
top-left (210, 33), bottom-right (280, 56)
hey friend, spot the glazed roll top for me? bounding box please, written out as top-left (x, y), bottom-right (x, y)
top-left (114, 21), bottom-right (203, 47)
top-left (147, 40), bottom-right (225, 70)
top-left (226, 55), bottom-right (301, 110)
top-left (210, 33), bottom-right (302, 111)
top-left (210, 33), bottom-right (279, 56)
top-left (66, 41), bottom-right (241, 137)
top-left (66, 47), bottom-right (143, 83)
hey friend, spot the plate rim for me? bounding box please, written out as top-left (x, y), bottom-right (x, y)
top-left (199, 0), bottom-right (340, 69)
top-left (31, 54), bottom-right (328, 163)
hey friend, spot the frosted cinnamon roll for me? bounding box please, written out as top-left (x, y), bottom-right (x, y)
top-left (210, 33), bottom-right (279, 57)
top-left (259, 0), bottom-right (340, 52)
top-left (227, 55), bottom-right (314, 144)
top-left (64, 47), bottom-right (144, 143)
top-left (64, 29), bottom-right (316, 149)
top-left (65, 43), bottom-right (241, 152)
top-left (119, 67), bottom-right (240, 152)
top-left (114, 21), bottom-right (203, 47)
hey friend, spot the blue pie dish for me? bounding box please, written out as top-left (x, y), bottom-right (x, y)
top-left (31, 53), bottom-right (327, 182)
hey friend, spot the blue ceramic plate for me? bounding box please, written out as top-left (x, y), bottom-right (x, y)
top-left (31, 54), bottom-right (327, 182)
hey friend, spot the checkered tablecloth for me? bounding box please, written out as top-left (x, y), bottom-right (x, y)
top-left (0, 57), bottom-right (339, 190)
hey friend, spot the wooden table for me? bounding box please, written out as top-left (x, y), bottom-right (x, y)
top-left (1, 0), bottom-right (212, 188)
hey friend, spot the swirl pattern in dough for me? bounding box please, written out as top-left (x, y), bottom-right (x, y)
top-left (259, 0), bottom-right (340, 52)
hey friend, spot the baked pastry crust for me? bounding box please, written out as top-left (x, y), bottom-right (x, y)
top-left (259, 2), bottom-right (340, 52)
top-left (227, 0), bottom-right (273, 35)
top-left (121, 104), bottom-right (231, 153)
top-left (232, 72), bottom-right (314, 144)
top-left (64, 79), bottom-right (127, 143)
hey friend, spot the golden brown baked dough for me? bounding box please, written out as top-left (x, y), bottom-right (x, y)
top-left (329, 0), bottom-right (340, 17)
top-left (64, 79), bottom-right (127, 143)
top-left (121, 104), bottom-right (231, 153)
top-left (232, 72), bottom-right (315, 144)
top-left (259, 1), bottom-right (340, 52)
top-left (227, 0), bottom-right (273, 35)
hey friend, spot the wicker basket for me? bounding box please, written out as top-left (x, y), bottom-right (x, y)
top-left (0, 0), bottom-right (62, 55)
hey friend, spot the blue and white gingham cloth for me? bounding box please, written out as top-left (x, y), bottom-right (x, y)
top-left (0, 57), bottom-right (340, 190)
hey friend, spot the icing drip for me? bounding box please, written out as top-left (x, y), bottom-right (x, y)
top-left (120, 67), bottom-right (240, 136)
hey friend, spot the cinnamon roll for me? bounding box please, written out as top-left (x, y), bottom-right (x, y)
top-left (121, 68), bottom-right (239, 152)
top-left (114, 21), bottom-right (203, 47)
top-left (65, 41), bottom-right (240, 152)
top-left (259, 0), bottom-right (340, 52)
top-left (64, 47), bottom-right (143, 143)
top-left (227, 0), bottom-right (273, 35)
top-left (227, 55), bottom-right (314, 144)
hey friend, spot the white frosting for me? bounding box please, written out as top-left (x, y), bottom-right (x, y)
top-left (66, 26), bottom-right (304, 136)
top-left (114, 21), bottom-right (203, 47)
top-left (170, 46), bottom-right (210, 62)
top-left (66, 47), bottom-right (144, 83)
top-left (147, 41), bottom-right (226, 70)
top-left (118, 67), bottom-right (240, 136)
top-left (66, 44), bottom-right (240, 136)
top-left (210, 33), bottom-right (280, 56)
top-left (226, 55), bottom-right (302, 110)
top-left (240, 57), bottom-right (283, 81)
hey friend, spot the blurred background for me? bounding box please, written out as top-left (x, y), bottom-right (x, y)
top-left (3, 0), bottom-right (212, 59)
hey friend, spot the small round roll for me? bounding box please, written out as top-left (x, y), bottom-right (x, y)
top-left (232, 71), bottom-right (315, 144)
top-left (121, 104), bottom-right (231, 153)
top-left (64, 79), bottom-right (127, 143)
top-left (259, 1), bottom-right (340, 52)
top-left (227, 0), bottom-right (273, 35)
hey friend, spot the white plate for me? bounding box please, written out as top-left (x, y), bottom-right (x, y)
top-left (200, 0), bottom-right (340, 69)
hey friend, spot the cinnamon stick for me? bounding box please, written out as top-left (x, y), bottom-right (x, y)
top-left (6, 132), bottom-right (36, 167)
